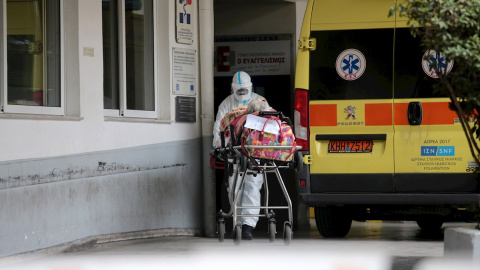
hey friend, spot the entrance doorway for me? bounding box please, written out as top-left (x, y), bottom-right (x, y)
top-left (213, 34), bottom-right (295, 232)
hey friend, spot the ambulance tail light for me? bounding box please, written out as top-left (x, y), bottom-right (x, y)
top-left (294, 88), bottom-right (309, 151)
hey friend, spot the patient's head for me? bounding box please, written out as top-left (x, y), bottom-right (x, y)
top-left (247, 99), bottom-right (271, 114)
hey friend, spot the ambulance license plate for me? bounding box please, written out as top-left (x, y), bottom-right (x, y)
top-left (328, 140), bottom-right (373, 153)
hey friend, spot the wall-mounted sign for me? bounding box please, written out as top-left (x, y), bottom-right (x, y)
top-left (172, 48), bottom-right (196, 96)
top-left (176, 0), bottom-right (194, 44)
top-left (214, 34), bottom-right (291, 77)
top-left (175, 96), bottom-right (196, 123)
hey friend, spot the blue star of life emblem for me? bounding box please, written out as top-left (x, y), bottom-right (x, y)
top-left (343, 55), bottom-right (360, 74)
top-left (422, 50), bottom-right (454, 78)
top-left (428, 52), bottom-right (447, 72)
top-left (336, 49), bottom-right (366, 81)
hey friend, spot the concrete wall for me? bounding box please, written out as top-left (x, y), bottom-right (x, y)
top-left (0, 139), bottom-right (203, 258)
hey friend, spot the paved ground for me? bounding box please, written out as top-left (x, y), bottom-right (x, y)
top-left (3, 221), bottom-right (478, 270)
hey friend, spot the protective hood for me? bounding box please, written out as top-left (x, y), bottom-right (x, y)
top-left (231, 71), bottom-right (253, 105)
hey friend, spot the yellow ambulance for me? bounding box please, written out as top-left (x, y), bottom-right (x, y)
top-left (294, 0), bottom-right (480, 237)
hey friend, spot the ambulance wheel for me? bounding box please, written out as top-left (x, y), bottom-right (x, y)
top-left (295, 151), bottom-right (303, 173)
top-left (283, 222), bottom-right (292, 246)
top-left (234, 224), bottom-right (242, 245)
top-left (416, 216), bottom-right (443, 230)
top-left (268, 221), bottom-right (276, 242)
top-left (314, 206), bottom-right (352, 238)
top-left (217, 221), bottom-right (225, 242)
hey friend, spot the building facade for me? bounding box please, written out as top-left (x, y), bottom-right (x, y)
top-left (0, 0), bottom-right (306, 259)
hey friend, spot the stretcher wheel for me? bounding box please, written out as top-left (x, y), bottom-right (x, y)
top-left (295, 151), bottom-right (303, 173)
top-left (234, 224), bottom-right (242, 245)
top-left (283, 222), bottom-right (292, 246)
top-left (239, 154), bottom-right (247, 172)
top-left (227, 163), bottom-right (233, 177)
top-left (268, 221), bottom-right (276, 242)
top-left (217, 221), bottom-right (225, 242)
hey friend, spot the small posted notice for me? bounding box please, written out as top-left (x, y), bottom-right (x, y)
top-left (176, 0), bottom-right (194, 44)
top-left (175, 96), bottom-right (196, 123)
top-left (173, 48), bottom-right (196, 96)
top-left (244, 115), bottom-right (280, 135)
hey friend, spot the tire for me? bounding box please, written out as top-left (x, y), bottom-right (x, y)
top-left (218, 222), bottom-right (225, 243)
top-left (227, 163), bottom-right (233, 177)
top-left (295, 151), bottom-right (303, 173)
top-left (240, 155), bottom-right (247, 173)
top-left (268, 221), bottom-right (276, 242)
top-left (283, 223), bottom-right (292, 246)
top-left (314, 206), bottom-right (352, 238)
top-left (416, 216), bottom-right (444, 230)
top-left (233, 224), bottom-right (242, 245)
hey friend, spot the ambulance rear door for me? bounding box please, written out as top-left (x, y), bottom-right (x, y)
top-left (392, 27), bottom-right (479, 192)
top-left (307, 0), bottom-right (396, 193)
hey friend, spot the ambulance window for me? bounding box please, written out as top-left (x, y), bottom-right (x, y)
top-left (309, 29), bottom-right (393, 100)
top-left (393, 28), bottom-right (447, 98)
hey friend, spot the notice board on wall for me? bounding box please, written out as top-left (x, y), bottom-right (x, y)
top-left (172, 48), bottom-right (197, 96)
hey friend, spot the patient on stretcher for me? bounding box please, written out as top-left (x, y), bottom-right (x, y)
top-left (218, 99), bottom-right (272, 147)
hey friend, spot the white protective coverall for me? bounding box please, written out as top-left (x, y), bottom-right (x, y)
top-left (213, 71), bottom-right (265, 228)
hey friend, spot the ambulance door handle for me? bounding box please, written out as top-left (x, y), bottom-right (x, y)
top-left (408, 101), bottom-right (423, 125)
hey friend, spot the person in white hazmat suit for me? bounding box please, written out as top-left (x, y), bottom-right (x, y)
top-left (213, 71), bottom-right (266, 240)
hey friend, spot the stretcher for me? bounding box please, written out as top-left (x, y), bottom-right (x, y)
top-left (212, 111), bottom-right (303, 245)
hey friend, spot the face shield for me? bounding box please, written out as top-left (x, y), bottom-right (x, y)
top-left (231, 82), bottom-right (252, 103)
